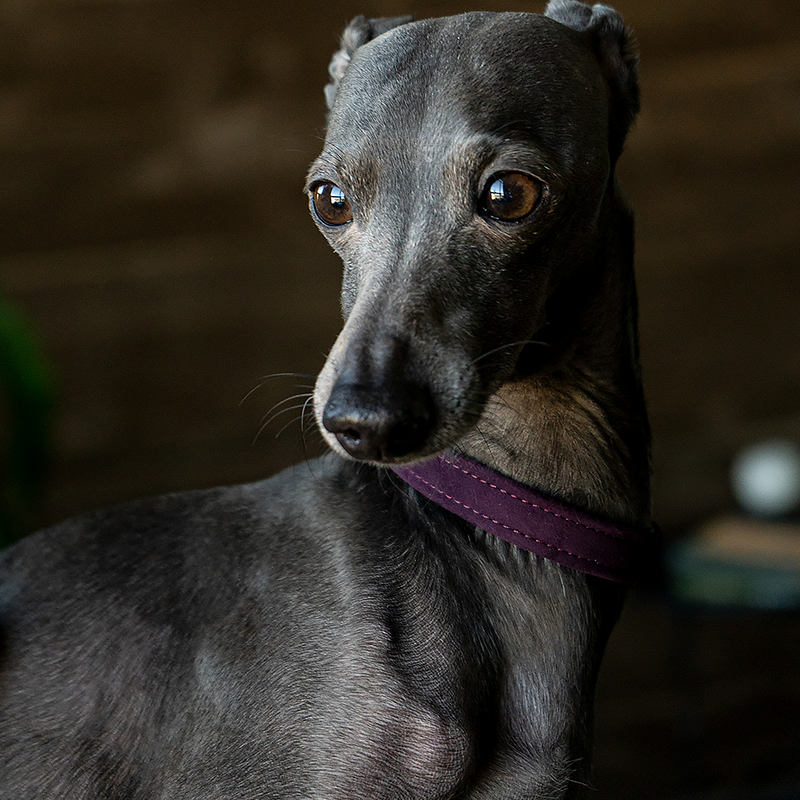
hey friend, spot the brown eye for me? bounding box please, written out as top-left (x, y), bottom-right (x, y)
top-left (312, 182), bottom-right (353, 226)
top-left (480, 172), bottom-right (541, 221)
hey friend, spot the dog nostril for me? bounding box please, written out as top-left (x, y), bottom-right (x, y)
top-left (322, 384), bottom-right (435, 462)
top-left (336, 429), bottom-right (362, 449)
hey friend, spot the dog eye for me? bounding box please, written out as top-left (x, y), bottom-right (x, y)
top-left (480, 172), bottom-right (541, 222)
top-left (311, 182), bottom-right (353, 226)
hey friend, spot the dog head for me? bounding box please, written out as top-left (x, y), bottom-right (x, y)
top-left (308, 2), bottom-right (639, 465)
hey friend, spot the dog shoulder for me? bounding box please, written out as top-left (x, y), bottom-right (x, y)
top-left (0, 457), bottom-right (390, 648)
top-left (0, 466), bottom-right (335, 607)
top-left (0, 462), bottom-right (357, 792)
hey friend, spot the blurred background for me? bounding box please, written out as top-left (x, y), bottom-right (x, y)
top-left (0, 0), bottom-right (798, 796)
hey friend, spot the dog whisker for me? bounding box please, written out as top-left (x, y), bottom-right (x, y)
top-left (299, 394), bottom-right (316, 435)
top-left (470, 339), bottom-right (554, 368)
top-left (240, 373), bottom-right (316, 405)
top-left (259, 393), bottom-right (316, 427)
top-left (298, 397), bottom-right (326, 471)
top-left (254, 372), bottom-right (316, 381)
top-left (253, 403), bottom-right (313, 444)
top-left (265, 402), bottom-right (313, 427)
top-left (275, 404), bottom-right (316, 439)
top-left (251, 388), bottom-right (315, 446)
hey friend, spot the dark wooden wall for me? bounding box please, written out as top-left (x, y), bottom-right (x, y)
top-left (2, 0), bottom-right (798, 532)
top-left (1, 0), bottom-right (799, 796)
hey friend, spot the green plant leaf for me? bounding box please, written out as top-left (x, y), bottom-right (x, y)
top-left (0, 296), bottom-right (54, 548)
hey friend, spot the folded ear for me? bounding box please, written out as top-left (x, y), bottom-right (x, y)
top-left (544, 1), bottom-right (639, 160)
top-left (325, 15), bottom-right (414, 109)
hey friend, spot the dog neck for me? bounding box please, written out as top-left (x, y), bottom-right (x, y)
top-left (458, 187), bottom-right (651, 529)
top-left (392, 450), bottom-right (655, 583)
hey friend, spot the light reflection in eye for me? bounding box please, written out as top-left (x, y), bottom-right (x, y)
top-left (488, 178), bottom-right (509, 205)
top-left (328, 185), bottom-right (348, 209)
top-left (480, 172), bottom-right (541, 222)
top-left (312, 182), bottom-right (353, 226)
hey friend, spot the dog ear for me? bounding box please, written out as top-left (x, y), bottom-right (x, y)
top-left (544, 1), bottom-right (639, 159)
top-left (325, 15), bottom-right (414, 109)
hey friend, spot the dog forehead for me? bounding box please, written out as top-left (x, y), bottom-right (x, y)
top-left (326, 11), bottom-right (608, 159)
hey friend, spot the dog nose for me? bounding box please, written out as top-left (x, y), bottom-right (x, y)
top-left (322, 383), bottom-right (435, 461)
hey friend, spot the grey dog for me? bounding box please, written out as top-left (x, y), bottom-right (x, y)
top-left (0, 2), bottom-right (652, 797)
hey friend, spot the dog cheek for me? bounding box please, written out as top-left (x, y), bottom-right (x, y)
top-left (449, 235), bottom-right (551, 352)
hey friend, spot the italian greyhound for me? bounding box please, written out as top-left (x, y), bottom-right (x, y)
top-left (0, 2), bottom-right (653, 797)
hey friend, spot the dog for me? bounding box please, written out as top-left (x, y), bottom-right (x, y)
top-left (0, 2), bottom-right (653, 797)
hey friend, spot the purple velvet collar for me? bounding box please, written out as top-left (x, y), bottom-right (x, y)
top-left (391, 452), bottom-right (654, 584)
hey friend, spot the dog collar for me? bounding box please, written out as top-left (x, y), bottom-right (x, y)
top-left (391, 452), bottom-right (655, 583)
